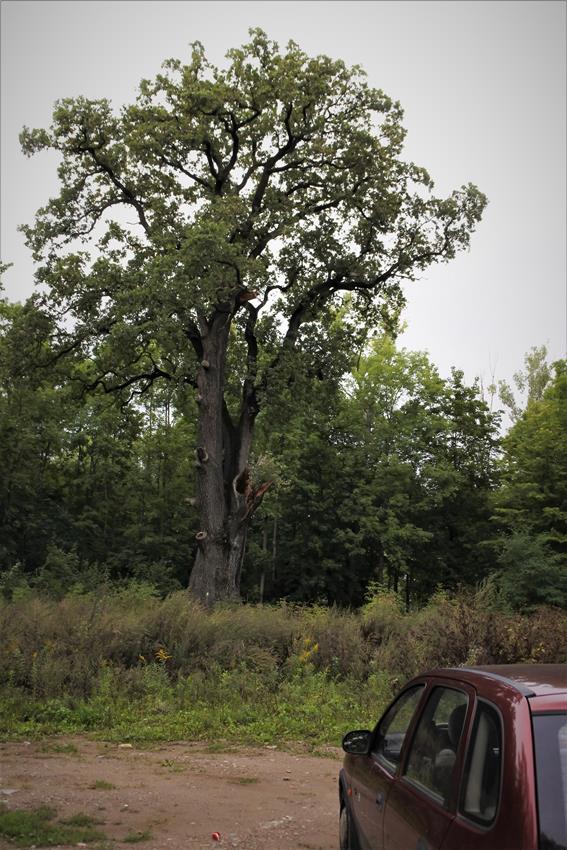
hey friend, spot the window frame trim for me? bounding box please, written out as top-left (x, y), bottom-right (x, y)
top-left (457, 697), bottom-right (505, 830)
top-left (530, 708), bottom-right (567, 850)
top-left (398, 681), bottom-right (474, 812)
top-left (369, 682), bottom-right (428, 777)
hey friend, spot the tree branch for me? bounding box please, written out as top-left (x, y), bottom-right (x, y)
top-left (76, 137), bottom-right (152, 237)
top-left (203, 139), bottom-right (222, 187)
top-left (83, 365), bottom-right (173, 396)
top-left (183, 319), bottom-right (204, 359)
top-left (242, 301), bottom-right (259, 404)
top-left (158, 153), bottom-right (214, 192)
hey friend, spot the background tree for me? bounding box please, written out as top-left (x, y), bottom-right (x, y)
top-left (0, 282), bottom-right (197, 590)
top-left (19, 30), bottom-right (486, 603)
top-left (497, 344), bottom-right (552, 422)
top-left (246, 335), bottom-right (500, 607)
top-left (0, 292), bottom-right (67, 573)
top-left (0, 290), bottom-right (501, 607)
top-left (492, 359), bottom-right (567, 609)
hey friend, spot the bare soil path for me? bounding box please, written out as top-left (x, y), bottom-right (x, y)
top-left (0, 737), bottom-right (342, 850)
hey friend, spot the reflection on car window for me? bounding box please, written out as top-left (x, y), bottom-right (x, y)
top-left (461, 701), bottom-right (502, 825)
top-left (404, 687), bottom-right (468, 806)
top-left (372, 685), bottom-right (424, 772)
top-left (533, 713), bottom-right (567, 850)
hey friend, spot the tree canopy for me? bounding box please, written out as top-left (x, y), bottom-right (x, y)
top-left (17, 30), bottom-right (487, 601)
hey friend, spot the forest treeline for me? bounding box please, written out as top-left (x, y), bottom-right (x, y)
top-left (1, 290), bottom-right (566, 611)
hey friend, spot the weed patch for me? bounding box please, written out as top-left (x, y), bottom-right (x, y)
top-left (160, 760), bottom-right (185, 773)
top-left (0, 590), bottom-right (565, 747)
top-left (0, 804), bottom-right (106, 847)
top-left (40, 742), bottom-right (78, 754)
top-left (122, 830), bottom-right (153, 843)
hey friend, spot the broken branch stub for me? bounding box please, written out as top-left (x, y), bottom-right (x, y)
top-left (233, 467), bottom-right (252, 498)
top-left (195, 530), bottom-right (208, 548)
top-left (195, 446), bottom-right (209, 467)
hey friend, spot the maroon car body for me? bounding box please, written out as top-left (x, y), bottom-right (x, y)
top-left (339, 665), bottom-right (567, 850)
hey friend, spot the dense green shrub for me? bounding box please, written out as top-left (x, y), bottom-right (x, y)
top-left (0, 586), bottom-right (565, 744)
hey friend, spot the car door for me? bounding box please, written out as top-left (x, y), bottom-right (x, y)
top-left (348, 684), bottom-right (426, 850)
top-left (442, 695), bottom-right (538, 850)
top-left (383, 682), bottom-right (474, 850)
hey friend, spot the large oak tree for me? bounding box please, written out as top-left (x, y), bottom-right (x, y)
top-left (20, 30), bottom-right (486, 603)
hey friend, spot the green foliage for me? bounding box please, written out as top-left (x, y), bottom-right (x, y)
top-left (497, 345), bottom-right (552, 422)
top-left (0, 296), bottom-right (197, 589)
top-left (0, 565), bottom-right (33, 601)
top-left (20, 30), bottom-right (486, 382)
top-left (492, 360), bottom-right (567, 609)
top-left (2, 285), bottom-right (563, 617)
top-left (0, 591), bottom-right (564, 746)
top-left (0, 301), bottom-right (70, 574)
top-left (122, 831), bottom-right (153, 844)
top-left (14, 29), bottom-right (487, 603)
top-left (0, 804), bottom-right (105, 847)
top-left (246, 334), bottom-right (500, 606)
top-left (368, 588), bottom-right (567, 679)
top-left (362, 584), bottom-right (405, 641)
top-left (35, 546), bottom-right (81, 599)
top-left (495, 532), bottom-right (567, 611)
top-left (42, 741), bottom-right (78, 754)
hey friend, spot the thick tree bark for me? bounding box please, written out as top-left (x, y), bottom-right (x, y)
top-left (188, 308), bottom-right (268, 605)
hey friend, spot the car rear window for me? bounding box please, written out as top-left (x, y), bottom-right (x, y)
top-left (532, 712), bottom-right (567, 850)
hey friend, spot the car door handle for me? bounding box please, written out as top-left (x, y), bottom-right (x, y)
top-left (375, 793), bottom-right (384, 809)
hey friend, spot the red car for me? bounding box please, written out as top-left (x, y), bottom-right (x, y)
top-left (339, 665), bottom-right (567, 850)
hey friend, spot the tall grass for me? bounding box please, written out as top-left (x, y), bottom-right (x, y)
top-left (1, 586), bottom-right (565, 745)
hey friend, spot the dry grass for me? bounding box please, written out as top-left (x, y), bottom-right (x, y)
top-left (1, 588), bottom-right (566, 700)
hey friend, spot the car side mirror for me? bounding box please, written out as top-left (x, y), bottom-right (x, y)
top-left (342, 730), bottom-right (372, 755)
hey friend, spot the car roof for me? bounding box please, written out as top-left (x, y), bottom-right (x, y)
top-left (424, 664), bottom-right (567, 698)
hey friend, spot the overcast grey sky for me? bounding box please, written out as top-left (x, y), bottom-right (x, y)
top-left (1, 0), bottom-right (565, 391)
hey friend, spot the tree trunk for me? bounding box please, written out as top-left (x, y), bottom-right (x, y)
top-left (259, 517), bottom-right (268, 603)
top-left (405, 571), bottom-right (411, 613)
top-left (271, 516), bottom-right (278, 582)
top-left (188, 310), bottom-right (268, 605)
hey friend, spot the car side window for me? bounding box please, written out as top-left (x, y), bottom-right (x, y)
top-left (372, 685), bottom-right (424, 772)
top-left (404, 686), bottom-right (468, 806)
top-left (460, 701), bottom-right (502, 825)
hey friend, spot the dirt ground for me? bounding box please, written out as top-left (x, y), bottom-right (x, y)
top-left (0, 737), bottom-right (343, 850)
